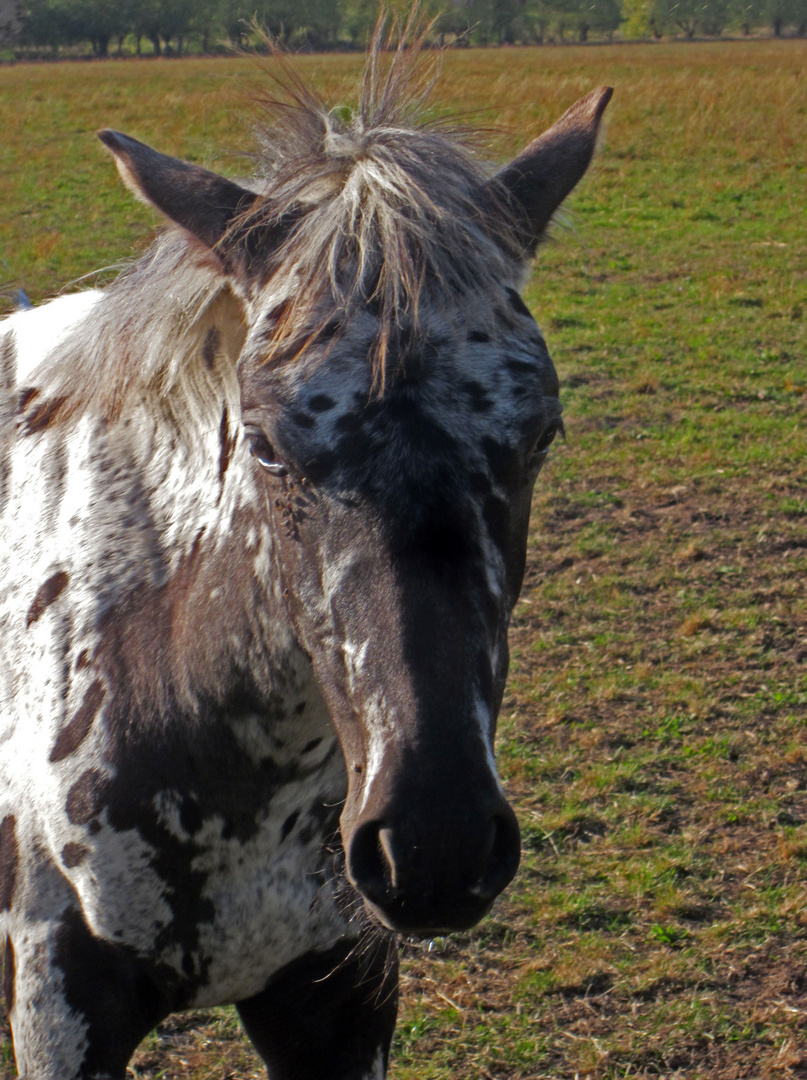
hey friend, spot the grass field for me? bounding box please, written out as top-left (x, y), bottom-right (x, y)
top-left (2, 38), bottom-right (806, 1080)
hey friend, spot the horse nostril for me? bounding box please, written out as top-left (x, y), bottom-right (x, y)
top-left (347, 821), bottom-right (397, 905)
top-left (347, 808), bottom-right (520, 933)
top-left (475, 811), bottom-right (521, 900)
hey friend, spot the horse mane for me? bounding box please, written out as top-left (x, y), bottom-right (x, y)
top-left (21, 239), bottom-right (244, 435)
top-left (24, 12), bottom-right (523, 432)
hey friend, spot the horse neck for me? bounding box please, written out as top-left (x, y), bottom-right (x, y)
top-left (88, 433), bottom-right (303, 733)
top-left (66, 284), bottom-right (306, 719)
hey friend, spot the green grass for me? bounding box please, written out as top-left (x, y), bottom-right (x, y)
top-left (2, 38), bottom-right (807, 1080)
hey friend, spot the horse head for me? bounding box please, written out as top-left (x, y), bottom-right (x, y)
top-left (97, 85), bottom-right (611, 936)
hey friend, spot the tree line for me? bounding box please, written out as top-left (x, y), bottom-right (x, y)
top-left (12, 0), bottom-right (807, 58)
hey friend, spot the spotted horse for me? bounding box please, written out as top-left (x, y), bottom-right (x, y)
top-left (0, 27), bottom-right (611, 1080)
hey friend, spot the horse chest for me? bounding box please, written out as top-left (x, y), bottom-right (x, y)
top-left (167, 732), bottom-right (351, 1006)
top-left (62, 710), bottom-right (350, 1006)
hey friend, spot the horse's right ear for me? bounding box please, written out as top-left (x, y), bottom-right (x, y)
top-left (98, 130), bottom-right (259, 274)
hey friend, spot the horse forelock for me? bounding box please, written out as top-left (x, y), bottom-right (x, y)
top-left (224, 34), bottom-right (525, 393)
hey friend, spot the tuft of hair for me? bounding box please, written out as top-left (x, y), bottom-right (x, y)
top-left (227, 8), bottom-right (523, 393)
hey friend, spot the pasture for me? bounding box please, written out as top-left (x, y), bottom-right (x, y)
top-left (1, 38), bottom-right (806, 1080)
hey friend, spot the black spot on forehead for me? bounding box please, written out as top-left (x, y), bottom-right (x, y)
top-left (291, 410), bottom-right (316, 429)
top-left (505, 354), bottom-right (559, 398)
top-left (309, 394), bottom-right (336, 413)
top-left (334, 410), bottom-right (365, 436)
top-left (505, 287), bottom-right (534, 320)
top-left (506, 358), bottom-right (538, 377)
top-left (461, 380), bottom-right (493, 412)
top-left (468, 329), bottom-right (490, 344)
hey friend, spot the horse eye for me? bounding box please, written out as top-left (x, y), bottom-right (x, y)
top-left (531, 421), bottom-right (563, 464)
top-left (246, 429), bottom-right (287, 476)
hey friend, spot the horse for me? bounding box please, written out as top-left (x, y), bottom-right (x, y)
top-left (0, 30), bottom-right (611, 1080)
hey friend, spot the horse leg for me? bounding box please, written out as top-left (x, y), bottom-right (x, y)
top-left (236, 934), bottom-right (398, 1080)
top-left (7, 900), bottom-right (168, 1080)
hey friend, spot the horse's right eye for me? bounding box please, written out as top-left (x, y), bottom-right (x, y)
top-left (246, 429), bottom-right (287, 476)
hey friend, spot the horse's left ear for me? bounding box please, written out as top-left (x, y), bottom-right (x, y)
top-left (495, 86), bottom-right (613, 254)
top-left (98, 130), bottom-right (258, 273)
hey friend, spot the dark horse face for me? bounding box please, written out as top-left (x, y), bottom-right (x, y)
top-left (236, 308), bottom-right (559, 934)
top-left (98, 85), bottom-right (611, 936)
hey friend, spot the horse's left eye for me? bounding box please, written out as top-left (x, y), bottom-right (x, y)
top-left (246, 429), bottom-right (287, 476)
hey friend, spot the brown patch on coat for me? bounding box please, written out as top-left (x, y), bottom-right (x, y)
top-left (1, 332), bottom-right (16, 514)
top-left (50, 680), bottom-right (106, 762)
top-left (202, 326), bottom-right (221, 370)
top-left (26, 570), bottom-right (69, 627)
top-left (66, 769), bottom-right (111, 826)
top-left (3, 936), bottom-right (14, 1014)
top-left (22, 394), bottom-right (68, 434)
top-left (0, 815), bottom-right (19, 912)
top-left (16, 386), bottom-right (38, 412)
top-left (218, 405), bottom-right (235, 489)
top-left (61, 842), bottom-right (91, 868)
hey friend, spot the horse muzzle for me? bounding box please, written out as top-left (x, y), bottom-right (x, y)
top-left (343, 798), bottom-right (521, 936)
